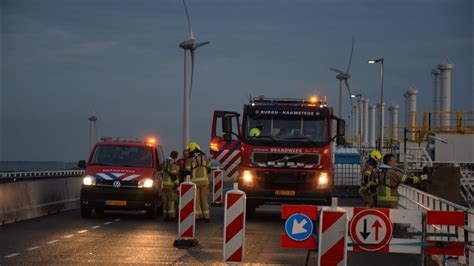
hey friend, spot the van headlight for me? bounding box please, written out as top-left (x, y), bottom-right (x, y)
top-left (317, 172), bottom-right (329, 188)
top-left (138, 178), bottom-right (154, 188)
top-left (83, 176), bottom-right (96, 186)
top-left (242, 170), bottom-right (254, 187)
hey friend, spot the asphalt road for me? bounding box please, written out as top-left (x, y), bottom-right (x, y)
top-left (1, 183), bottom-right (421, 266)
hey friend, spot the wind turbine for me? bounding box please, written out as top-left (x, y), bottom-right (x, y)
top-left (179, 0), bottom-right (210, 151)
top-left (330, 36), bottom-right (355, 119)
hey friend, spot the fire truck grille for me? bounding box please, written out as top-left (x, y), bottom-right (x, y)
top-left (252, 153), bottom-right (320, 168)
top-left (256, 171), bottom-right (313, 190)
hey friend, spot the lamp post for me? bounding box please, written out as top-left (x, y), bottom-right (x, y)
top-left (88, 114), bottom-right (97, 152)
top-left (368, 58), bottom-right (384, 150)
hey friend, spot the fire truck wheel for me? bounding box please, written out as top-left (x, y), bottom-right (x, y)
top-left (246, 201), bottom-right (257, 217)
top-left (81, 206), bottom-right (92, 218)
top-left (95, 208), bottom-right (104, 216)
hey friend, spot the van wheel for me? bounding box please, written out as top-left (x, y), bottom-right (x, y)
top-left (81, 206), bottom-right (92, 218)
top-left (146, 204), bottom-right (157, 219)
top-left (156, 200), bottom-right (163, 216)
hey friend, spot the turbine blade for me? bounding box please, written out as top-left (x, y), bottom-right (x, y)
top-left (182, 0), bottom-right (194, 39)
top-left (344, 79), bottom-right (353, 106)
top-left (330, 68), bottom-right (344, 74)
top-left (189, 49), bottom-right (195, 98)
top-left (192, 41), bottom-right (210, 49)
top-left (346, 36), bottom-right (354, 73)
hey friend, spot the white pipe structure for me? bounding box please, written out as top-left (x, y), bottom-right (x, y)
top-left (438, 63), bottom-right (454, 128)
top-left (432, 68), bottom-right (441, 128)
top-left (353, 105), bottom-right (359, 144)
top-left (388, 104), bottom-right (400, 142)
top-left (407, 88), bottom-right (418, 141)
top-left (348, 113), bottom-right (352, 140)
top-left (376, 102), bottom-right (385, 147)
top-left (369, 105), bottom-right (376, 148)
top-left (362, 98), bottom-right (369, 145)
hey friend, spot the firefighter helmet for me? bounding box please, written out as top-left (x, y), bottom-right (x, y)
top-left (370, 150), bottom-right (382, 161)
top-left (249, 127), bottom-right (261, 138)
top-left (187, 142), bottom-right (201, 152)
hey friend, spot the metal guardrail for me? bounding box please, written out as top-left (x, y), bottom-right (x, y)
top-left (399, 184), bottom-right (473, 264)
top-left (0, 170), bottom-right (85, 180)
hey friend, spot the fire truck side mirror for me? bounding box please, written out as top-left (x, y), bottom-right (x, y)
top-left (222, 115), bottom-right (233, 134)
top-left (223, 133), bottom-right (232, 142)
top-left (336, 119), bottom-right (346, 146)
top-left (77, 160), bottom-right (87, 169)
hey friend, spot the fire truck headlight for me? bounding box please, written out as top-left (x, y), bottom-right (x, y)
top-left (242, 170), bottom-right (254, 186)
top-left (317, 172), bottom-right (329, 188)
top-left (83, 176), bottom-right (96, 186)
top-left (138, 178), bottom-right (154, 188)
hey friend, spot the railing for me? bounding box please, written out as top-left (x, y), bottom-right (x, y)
top-left (0, 170), bottom-right (85, 180)
top-left (401, 146), bottom-right (433, 173)
top-left (399, 184), bottom-right (473, 264)
top-left (460, 163), bottom-right (474, 208)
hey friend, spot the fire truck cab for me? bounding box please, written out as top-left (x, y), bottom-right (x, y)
top-left (78, 137), bottom-right (164, 218)
top-left (210, 96), bottom-right (345, 214)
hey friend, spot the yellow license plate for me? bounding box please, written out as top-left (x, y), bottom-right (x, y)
top-left (106, 200), bottom-right (127, 206)
top-left (275, 190), bottom-right (296, 196)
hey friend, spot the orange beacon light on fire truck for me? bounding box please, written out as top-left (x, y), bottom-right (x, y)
top-left (146, 137), bottom-right (157, 146)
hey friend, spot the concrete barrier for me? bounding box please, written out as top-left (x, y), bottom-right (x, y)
top-left (0, 176), bottom-right (82, 225)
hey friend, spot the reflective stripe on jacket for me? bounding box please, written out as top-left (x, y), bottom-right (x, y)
top-left (375, 164), bottom-right (420, 204)
top-left (163, 160), bottom-right (180, 189)
top-left (185, 153), bottom-right (211, 186)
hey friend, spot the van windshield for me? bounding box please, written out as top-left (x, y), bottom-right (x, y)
top-left (90, 145), bottom-right (153, 168)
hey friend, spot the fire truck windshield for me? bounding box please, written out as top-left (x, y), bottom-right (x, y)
top-left (90, 145), bottom-right (153, 168)
top-left (244, 115), bottom-right (329, 147)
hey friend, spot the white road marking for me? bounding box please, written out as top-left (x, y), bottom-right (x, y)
top-left (47, 240), bottom-right (58, 244)
top-left (91, 225), bottom-right (101, 229)
top-left (78, 230), bottom-right (88, 234)
top-left (63, 234), bottom-right (74, 238)
top-left (114, 219), bottom-right (120, 222)
top-left (104, 221), bottom-right (112, 225)
top-left (4, 253), bottom-right (20, 258)
top-left (26, 246), bottom-right (40, 251)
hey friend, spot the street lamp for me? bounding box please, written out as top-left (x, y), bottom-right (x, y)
top-left (88, 114), bottom-right (97, 152)
top-left (368, 57), bottom-right (384, 150)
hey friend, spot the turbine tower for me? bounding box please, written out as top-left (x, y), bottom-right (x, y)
top-left (179, 0), bottom-right (210, 151)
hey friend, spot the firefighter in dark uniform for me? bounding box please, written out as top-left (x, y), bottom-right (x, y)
top-left (359, 150), bottom-right (382, 207)
top-left (375, 154), bottom-right (427, 208)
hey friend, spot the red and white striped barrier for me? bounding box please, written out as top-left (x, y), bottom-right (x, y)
top-left (223, 183), bottom-right (246, 264)
top-left (174, 176), bottom-right (198, 247)
top-left (212, 168), bottom-right (224, 205)
top-left (318, 198), bottom-right (348, 266)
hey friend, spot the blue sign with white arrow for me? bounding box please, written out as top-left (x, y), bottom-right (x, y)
top-left (284, 213), bottom-right (313, 241)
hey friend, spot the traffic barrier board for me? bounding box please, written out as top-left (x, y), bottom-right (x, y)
top-left (173, 177), bottom-right (198, 248)
top-left (212, 168), bottom-right (223, 205)
top-left (285, 213), bottom-right (313, 241)
top-left (281, 205), bottom-right (317, 249)
top-left (223, 183), bottom-right (246, 264)
top-left (318, 200), bottom-right (348, 266)
top-left (349, 208), bottom-right (392, 252)
top-left (425, 210), bottom-right (465, 256)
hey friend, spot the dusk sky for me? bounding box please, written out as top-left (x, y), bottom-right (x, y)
top-left (1, 0), bottom-right (472, 161)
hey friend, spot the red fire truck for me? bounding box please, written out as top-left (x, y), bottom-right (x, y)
top-left (210, 96), bottom-right (345, 214)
